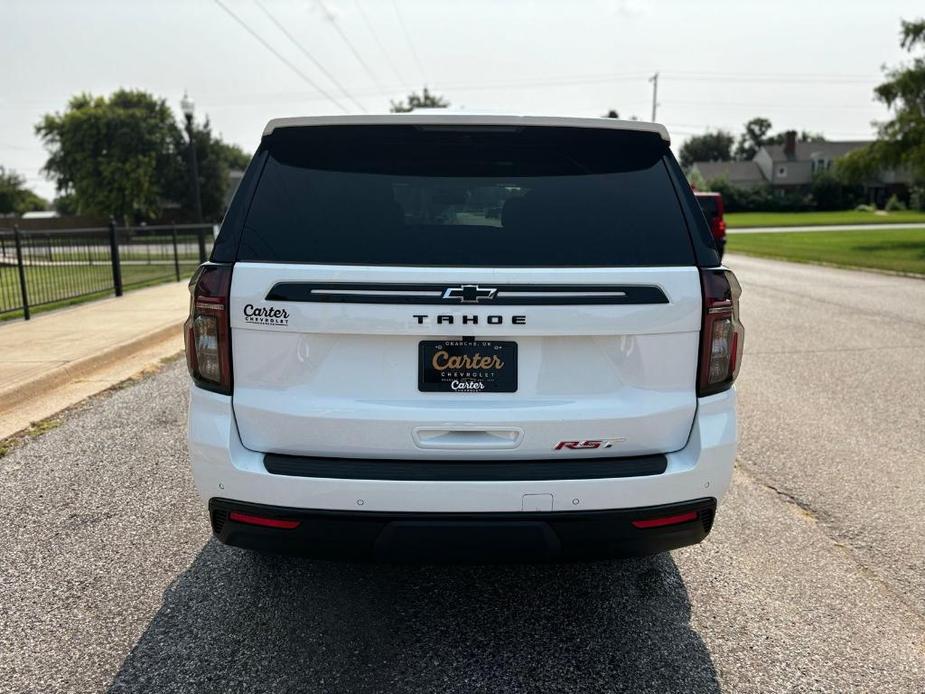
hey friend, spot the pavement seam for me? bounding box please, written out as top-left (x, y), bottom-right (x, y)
top-left (746, 345), bottom-right (925, 355)
top-left (739, 279), bottom-right (925, 329)
top-left (730, 253), bottom-right (925, 281)
top-left (734, 461), bottom-right (925, 627)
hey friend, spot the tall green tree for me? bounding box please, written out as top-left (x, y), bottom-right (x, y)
top-left (838, 18), bottom-right (925, 182)
top-left (36, 90), bottom-right (183, 222)
top-left (679, 130), bottom-right (735, 170)
top-left (734, 117), bottom-right (773, 160)
top-left (0, 166), bottom-right (47, 214)
top-left (764, 130), bottom-right (826, 146)
top-left (36, 89), bottom-right (251, 222)
top-left (390, 87), bottom-right (449, 113)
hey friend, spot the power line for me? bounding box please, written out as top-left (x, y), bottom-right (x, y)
top-left (390, 0), bottom-right (426, 84)
top-left (662, 99), bottom-right (878, 111)
top-left (192, 73), bottom-right (652, 108)
top-left (316, 0), bottom-right (384, 90)
top-left (663, 69), bottom-right (878, 80)
top-left (211, 0), bottom-right (348, 113)
top-left (252, 0), bottom-right (366, 112)
top-left (661, 73), bottom-right (876, 85)
top-left (1, 68), bottom-right (881, 109)
top-left (355, 0), bottom-right (407, 88)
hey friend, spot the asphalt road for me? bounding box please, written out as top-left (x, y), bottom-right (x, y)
top-left (1, 255), bottom-right (923, 693)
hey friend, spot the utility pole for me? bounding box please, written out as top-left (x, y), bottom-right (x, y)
top-left (649, 72), bottom-right (659, 122)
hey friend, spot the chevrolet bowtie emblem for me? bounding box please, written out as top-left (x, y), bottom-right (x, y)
top-left (442, 285), bottom-right (498, 303)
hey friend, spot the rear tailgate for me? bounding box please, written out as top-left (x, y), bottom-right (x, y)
top-left (227, 123), bottom-right (703, 460)
top-left (230, 264), bottom-right (700, 458)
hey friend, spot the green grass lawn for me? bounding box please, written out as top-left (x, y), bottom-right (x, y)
top-left (725, 210), bottom-right (925, 228)
top-left (0, 262), bottom-right (198, 320)
top-left (727, 227), bottom-right (925, 276)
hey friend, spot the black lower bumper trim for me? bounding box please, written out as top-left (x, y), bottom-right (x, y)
top-left (208, 498), bottom-right (717, 562)
top-left (263, 453), bottom-right (668, 481)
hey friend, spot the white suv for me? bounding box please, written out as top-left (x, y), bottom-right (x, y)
top-left (185, 114), bottom-right (742, 561)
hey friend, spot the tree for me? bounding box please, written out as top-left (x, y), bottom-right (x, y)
top-left (0, 166), bottom-right (47, 214)
top-left (837, 18), bottom-right (925, 183)
top-left (390, 87), bottom-right (449, 113)
top-left (36, 90), bottom-right (183, 222)
top-left (167, 119), bottom-right (251, 221)
top-left (764, 130), bottom-right (826, 145)
top-left (604, 110), bottom-right (619, 118)
top-left (36, 90), bottom-right (250, 222)
top-left (734, 117), bottom-right (773, 160)
top-left (679, 130), bottom-right (735, 170)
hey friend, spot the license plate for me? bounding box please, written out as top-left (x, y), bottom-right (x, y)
top-left (418, 340), bottom-right (517, 393)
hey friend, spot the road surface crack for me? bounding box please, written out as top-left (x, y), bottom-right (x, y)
top-left (735, 462), bottom-right (925, 625)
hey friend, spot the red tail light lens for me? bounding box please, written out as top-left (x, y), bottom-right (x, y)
top-left (697, 269), bottom-right (744, 397)
top-left (632, 511), bottom-right (698, 529)
top-left (184, 264), bottom-right (233, 394)
top-left (228, 511), bottom-right (300, 529)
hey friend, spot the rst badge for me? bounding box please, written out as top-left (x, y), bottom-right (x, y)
top-left (554, 438), bottom-right (626, 450)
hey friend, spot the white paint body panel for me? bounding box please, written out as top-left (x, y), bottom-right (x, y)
top-left (187, 386), bottom-right (736, 513)
top-left (228, 263), bottom-right (702, 458)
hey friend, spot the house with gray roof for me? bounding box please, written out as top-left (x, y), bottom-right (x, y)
top-left (692, 160), bottom-right (765, 187)
top-left (690, 131), bottom-right (910, 205)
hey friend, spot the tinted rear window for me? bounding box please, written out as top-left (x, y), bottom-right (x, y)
top-left (239, 125), bottom-right (694, 266)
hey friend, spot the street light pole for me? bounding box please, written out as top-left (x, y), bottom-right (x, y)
top-left (180, 92), bottom-right (203, 223)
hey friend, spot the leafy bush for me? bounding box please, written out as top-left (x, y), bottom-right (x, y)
top-left (909, 186), bottom-right (925, 211)
top-left (810, 172), bottom-right (865, 211)
top-left (885, 194), bottom-right (907, 211)
top-left (707, 177), bottom-right (813, 212)
top-left (855, 203), bottom-right (876, 212)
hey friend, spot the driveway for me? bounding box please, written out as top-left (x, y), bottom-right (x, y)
top-left (0, 255), bottom-right (923, 693)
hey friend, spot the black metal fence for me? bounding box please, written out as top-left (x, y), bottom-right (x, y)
top-left (0, 222), bottom-right (214, 320)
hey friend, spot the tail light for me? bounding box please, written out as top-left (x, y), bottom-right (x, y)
top-left (697, 269), bottom-right (744, 397)
top-left (184, 263), bottom-right (233, 394)
top-left (228, 511), bottom-right (300, 529)
top-left (632, 511), bottom-right (698, 529)
top-left (711, 196), bottom-right (726, 240)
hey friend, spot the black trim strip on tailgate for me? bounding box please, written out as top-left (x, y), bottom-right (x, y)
top-left (264, 282), bottom-right (668, 306)
top-left (263, 454), bottom-right (668, 481)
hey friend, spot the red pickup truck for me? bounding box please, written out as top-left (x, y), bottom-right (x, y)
top-left (694, 191), bottom-right (726, 259)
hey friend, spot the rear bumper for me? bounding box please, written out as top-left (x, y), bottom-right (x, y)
top-left (187, 385), bottom-right (737, 514)
top-left (209, 497), bottom-right (717, 561)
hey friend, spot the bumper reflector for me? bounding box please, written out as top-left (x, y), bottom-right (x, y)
top-left (631, 511), bottom-right (698, 529)
top-left (228, 511), bottom-right (300, 529)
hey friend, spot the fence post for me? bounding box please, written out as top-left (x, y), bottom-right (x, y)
top-left (171, 225), bottom-right (181, 281)
top-left (196, 226), bottom-right (207, 264)
top-left (109, 218), bottom-right (123, 297)
top-left (13, 225), bottom-right (31, 320)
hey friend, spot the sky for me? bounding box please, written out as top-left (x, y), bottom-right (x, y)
top-left (2, 0), bottom-right (921, 201)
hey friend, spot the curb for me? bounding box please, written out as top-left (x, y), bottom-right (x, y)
top-left (0, 320), bottom-right (185, 414)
